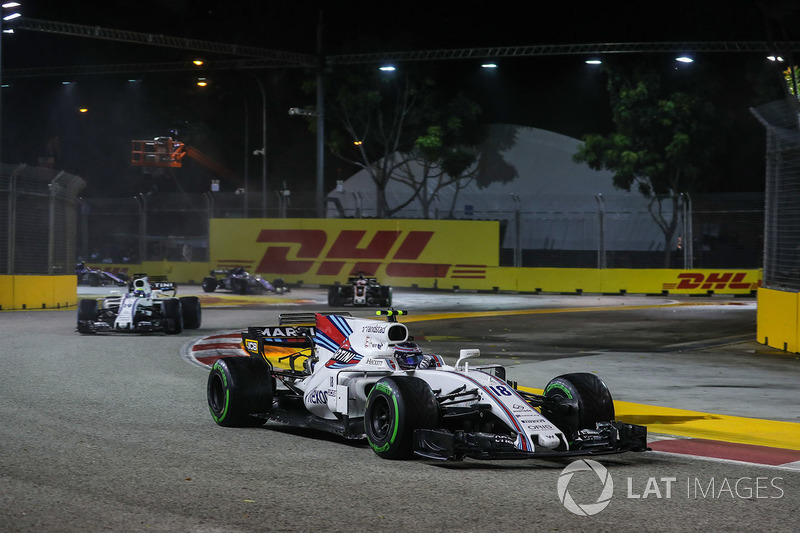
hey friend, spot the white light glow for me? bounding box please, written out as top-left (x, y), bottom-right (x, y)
top-left (675, 56), bottom-right (694, 63)
top-left (3, 12), bottom-right (21, 20)
top-left (481, 63), bottom-right (497, 69)
top-left (379, 65), bottom-right (396, 72)
top-left (585, 59), bottom-right (602, 65)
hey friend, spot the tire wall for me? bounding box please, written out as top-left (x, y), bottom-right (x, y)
top-left (0, 275), bottom-right (77, 311)
top-left (757, 287), bottom-right (800, 353)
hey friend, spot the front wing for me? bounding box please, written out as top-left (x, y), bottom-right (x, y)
top-left (413, 420), bottom-right (649, 461)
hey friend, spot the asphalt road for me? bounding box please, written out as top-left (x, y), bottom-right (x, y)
top-left (1, 287), bottom-right (798, 532)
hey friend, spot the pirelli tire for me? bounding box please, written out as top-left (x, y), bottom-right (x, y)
top-left (207, 356), bottom-right (274, 428)
top-left (327, 285), bottom-right (342, 307)
top-left (364, 376), bottom-right (440, 460)
top-left (201, 276), bottom-right (218, 293)
top-left (381, 286), bottom-right (393, 307)
top-left (542, 373), bottom-right (615, 442)
top-left (77, 299), bottom-right (98, 334)
top-left (179, 296), bottom-right (202, 330)
top-left (161, 298), bottom-right (183, 334)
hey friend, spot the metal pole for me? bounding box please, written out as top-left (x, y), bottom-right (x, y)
top-left (255, 77), bottom-right (267, 218)
top-left (511, 194), bottom-right (521, 268)
top-left (682, 192), bottom-right (693, 269)
top-left (595, 194), bottom-right (605, 269)
top-left (136, 194), bottom-right (146, 263)
top-left (241, 91), bottom-right (249, 217)
top-left (316, 10), bottom-right (325, 218)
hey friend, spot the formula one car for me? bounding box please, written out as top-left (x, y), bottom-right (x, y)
top-left (77, 274), bottom-right (201, 334)
top-left (207, 311), bottom-right (647, 461)
top-left (202, 267), bottom-right (288, 295)
top-left (327, 273), bottom-right (392, 307)
top-left (76, 262), bottom-right (128, 287)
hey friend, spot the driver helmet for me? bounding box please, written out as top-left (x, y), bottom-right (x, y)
top-left (393, 341), bottom-right (423, 370)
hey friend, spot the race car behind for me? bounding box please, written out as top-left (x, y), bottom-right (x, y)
top-left (77, 275), bottom-right (201, 334)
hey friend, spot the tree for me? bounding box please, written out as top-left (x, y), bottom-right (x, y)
top-left (573, 60), bottom-right (712, 267)
top-left (318, 66), bottom-right (492, 218)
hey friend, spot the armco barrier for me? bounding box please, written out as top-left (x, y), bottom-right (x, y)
top-left (0, 275), bottom-right (77, 311)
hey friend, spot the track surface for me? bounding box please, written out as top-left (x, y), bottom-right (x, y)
top-left (1, 287), bottom-right (799, 532)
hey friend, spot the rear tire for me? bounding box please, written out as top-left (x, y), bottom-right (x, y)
top-left (180, 296), bottom-right (202, 329)
top-left (235, 278), bottom-right (248, 295)
top-left (364, 376), bottom-right (439, 459)
top-left (201, 277), bottom-right (217, 293)
top-left (543, 373), bottom-right (615, 441)
top-left (162, 298), bottom-right (183, 334)
top-left (207, 357), bottom-right (274, 427)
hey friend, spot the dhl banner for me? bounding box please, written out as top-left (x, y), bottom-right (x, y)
top-left (209, 218), bottom-right (500, 287)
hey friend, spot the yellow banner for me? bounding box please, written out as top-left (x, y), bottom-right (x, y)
top-left (210, 218), bottom-right (499, 286)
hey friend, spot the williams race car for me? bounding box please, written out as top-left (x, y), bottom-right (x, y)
top-left (77, 275), bottom-right (201, 334)
top-left (207, 311), bottom-right (647, 461)
top-left (202, 267), bottom-right (288, 295)
top-left (327, 274), bottom-right (392, 307)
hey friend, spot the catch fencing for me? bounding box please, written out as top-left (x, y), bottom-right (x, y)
top-left (0, 164), bottom-right (85, 275)
top-left (77, 190), bottom-right (764, 270)
top-left (752, 97), bottom-right (800, 291)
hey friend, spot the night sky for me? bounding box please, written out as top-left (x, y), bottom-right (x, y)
top-left (2, 0), bottom-right (799, 196)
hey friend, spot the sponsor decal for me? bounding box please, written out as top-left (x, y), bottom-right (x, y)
top-left (252, 229), bottom-right (460, 278)
top-left (362, 324), bottom-right (388, 334)
top-left (258, 326), bottom-right (315, 337)
top-left (662, 272), bottom-right (759, 291)
top-left (306, 389), bottom-right (328, 405)
top-left (244, 339), bottom-right (258, 353)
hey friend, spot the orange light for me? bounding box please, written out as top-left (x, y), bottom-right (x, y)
top-left (193, 59), bottom-right (204, 66)
top-left (196, 77), bottom-right (208, 87)
top-left (78, 108), bottom-right (88, 113)
top-left (353, 140), bottom-right (363, 146)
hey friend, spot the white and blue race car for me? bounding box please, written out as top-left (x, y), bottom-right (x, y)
top-left (77, 275), bottom-right (201, 334)
top-left (207, 310), bottom-right (647, 460)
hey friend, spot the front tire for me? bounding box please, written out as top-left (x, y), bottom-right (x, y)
top-left (543, 373), bottom-right (615, 441)
top-left (364, 376), bottom-right (439, 459)
top-left (327, 286), bottom-right (342, 306)
top-left (207, 357), bottom-right (274, 427)
top-left (77, 299), bottom-right (98, 334)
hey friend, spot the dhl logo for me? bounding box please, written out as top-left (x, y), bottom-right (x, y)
top-left (232, 229), bottom-right (486, 279)
top-left (662, 272), bottom-right (760, 291)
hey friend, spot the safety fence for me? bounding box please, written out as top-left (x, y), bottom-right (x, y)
top-left (0, 164), bottom-right (85, 275)
top-left (752, 97), bottom-right (800, 291)
top-left (77, 190), bottom-right (765, 271)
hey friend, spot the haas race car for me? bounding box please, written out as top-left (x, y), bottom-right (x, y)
top-left (77, 275), bottom-right (201, 334)
top-left (207, 311), bottom-right (647, 461)
top-left (327, 274), bottom-right (392, 307)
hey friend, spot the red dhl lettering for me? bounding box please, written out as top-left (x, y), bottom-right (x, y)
top-left (662, 272), bottom-right (758, 291)
top-left (253, 229), bottom-right (464, 279)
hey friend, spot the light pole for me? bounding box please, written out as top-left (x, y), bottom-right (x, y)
top-left (247, 74), bottom-right (268, 218)
top-left (1, 2), bottom-right (23, 167)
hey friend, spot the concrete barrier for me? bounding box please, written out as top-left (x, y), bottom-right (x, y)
top-left (0, 275), bottom-right (77, 311)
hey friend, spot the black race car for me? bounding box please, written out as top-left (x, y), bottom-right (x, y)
top-left (76, 262), bottom-right (128, 287)
top-left (327, 274), bottom-right (392, 307)
top-left (202, 267), bottom-right (288, 295)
